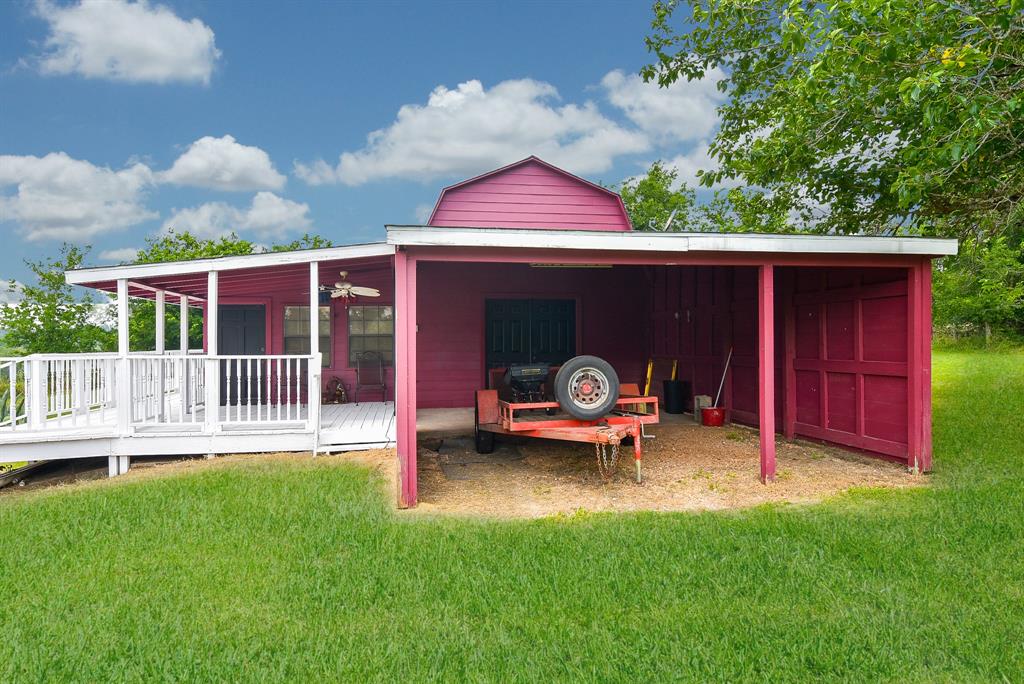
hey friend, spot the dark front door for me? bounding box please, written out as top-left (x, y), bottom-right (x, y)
top-left (218, 305), bottom-right (266, 404)
top-left (485, 299), bottom-right (576, 369)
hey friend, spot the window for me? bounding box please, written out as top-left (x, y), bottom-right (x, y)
top-left (348, 305), bottom-right (394, 365)
top-left (283, 306), bottom-right (332, 367)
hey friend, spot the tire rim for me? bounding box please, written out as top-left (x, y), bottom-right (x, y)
top-left (567, 367), bottom-right (610, 410)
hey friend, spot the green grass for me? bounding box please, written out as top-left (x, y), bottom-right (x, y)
top-left (2, 351), bottom-right (1022, 682)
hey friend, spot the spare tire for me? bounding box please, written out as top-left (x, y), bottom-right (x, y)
top-left (554, 355), bottom-right (620, 420)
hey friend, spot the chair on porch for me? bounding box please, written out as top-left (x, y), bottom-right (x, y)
top-left (354, 351), bottom-right (386, 404)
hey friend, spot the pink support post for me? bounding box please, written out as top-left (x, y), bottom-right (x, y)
top-left (920, 261), bottom-right (933, 471)
top-left (394, 250), bottom-right (418, 507)
top-left (758, 264), bottom-right (776, 483)
top-left (907, 264), bottom-right (923, 471)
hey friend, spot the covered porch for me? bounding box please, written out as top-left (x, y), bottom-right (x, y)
top-left (0, 243), bottom-right (400, 472)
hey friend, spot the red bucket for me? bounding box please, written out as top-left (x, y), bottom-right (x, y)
top-left (701, 407), bottom-right (725, 427)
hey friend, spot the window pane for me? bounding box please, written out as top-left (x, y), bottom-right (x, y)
top-left (284, 306), bottom-right (332, 367)
top-left (380, 306), bottom-right (393, 320)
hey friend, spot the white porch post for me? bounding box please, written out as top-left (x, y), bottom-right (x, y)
top-left (27, 357), bottom-right (45, 430)
top-left (307, 261), bottom-right (320, 435)
top-left (205, 271), bottom-right (220, 434)
top-left (112, 278), bottom-right (131, 476)
top-left (179, 295), bottom-right (189, 354)
top-left (180, 295), bottom-right (190, 417)
top-left (155, 290), bottom-right (166, 421)
top-left (155, 290), bottom-right (166, 353)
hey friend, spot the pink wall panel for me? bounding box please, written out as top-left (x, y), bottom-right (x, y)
top-left (646, 265), bottom-right (761, 424)
top-left (826, 372), bottom-right (857, 433)
top-left (863, 375), bottom-right (908, 443)
top-left (788, 267), bottom-right (911, 460)
top-left (648, 264), bottom-right (915, 464)
top-left (429, 158), bottom-right (632, 231)
top-left (862, 296), bottom-right (908, 362)
top-left (414, 261), bottom-right (648, 408)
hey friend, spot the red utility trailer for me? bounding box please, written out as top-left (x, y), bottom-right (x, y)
top-left (474, 388), bottom-right (660, 482)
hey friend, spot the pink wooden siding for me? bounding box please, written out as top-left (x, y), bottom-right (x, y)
top-left (786, 266), bottom-right (911, 459)
top-left (415, 261), bottom-right (648, 408)
top-left (428, 157), bottom-right (632, 231)
top-left (648, 264), bottom-right (914, 463)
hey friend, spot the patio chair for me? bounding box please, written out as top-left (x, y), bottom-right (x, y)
top-left (354, 351), bottom-right (386, 404)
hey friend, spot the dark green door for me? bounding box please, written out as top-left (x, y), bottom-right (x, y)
top-left (218, 304), bottom-right (266, 404)
top-left (485, 299), bottom-right (576, 368)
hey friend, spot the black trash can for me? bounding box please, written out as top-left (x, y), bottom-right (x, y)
top-left (663, 379), bottom-right (691, 414)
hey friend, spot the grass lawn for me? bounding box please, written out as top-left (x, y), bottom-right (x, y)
top-left (1, 350), bottom-right (1022, 681)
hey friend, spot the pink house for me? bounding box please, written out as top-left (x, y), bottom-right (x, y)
top-left (1, 157), bottom-right (957, 507)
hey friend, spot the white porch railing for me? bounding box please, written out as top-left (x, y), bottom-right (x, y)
top-left (0, 352), bottom-right (319, 436)
top-left (1, 354), bottom-right (119, 431)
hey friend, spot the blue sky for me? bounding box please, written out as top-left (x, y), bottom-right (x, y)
top-left (0, 0), bottom-right (722, 291)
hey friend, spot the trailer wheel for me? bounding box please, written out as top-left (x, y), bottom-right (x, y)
top-left (554, 355), bottom-right (620, 420)
top-left (474, 404), bottom-right (495, 454)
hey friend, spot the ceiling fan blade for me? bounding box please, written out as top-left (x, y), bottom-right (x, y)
top-left (349, 286), bottom-right (380, 297)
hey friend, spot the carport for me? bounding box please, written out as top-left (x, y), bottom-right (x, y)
top-left (388, 226), bottom-right (955, 507)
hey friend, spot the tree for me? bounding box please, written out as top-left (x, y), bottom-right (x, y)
top-left (933, 230), bottom-right (1024, 341)
top-left (617, 161), bottom-right (696, 231)
top-left (619, 161), bottom-right (792, 233)
top-left (270, 233), bottom-right (334, 252)
top-left (644, 0), bottom-right (1024, 239)
top-left (0, 245), bottom-right (115, 354)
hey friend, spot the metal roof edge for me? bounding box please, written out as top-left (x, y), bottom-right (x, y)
top-left (66, 242), bottom-right (394, 285)
top-left (385, 226), bottom-right (958, 256)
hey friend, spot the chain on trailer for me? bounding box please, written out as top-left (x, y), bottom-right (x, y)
top-left (594, 442), bottom-right (620, 480)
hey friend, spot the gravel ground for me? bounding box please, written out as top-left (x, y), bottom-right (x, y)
top-left (414, 415), bottom-right (924, 517)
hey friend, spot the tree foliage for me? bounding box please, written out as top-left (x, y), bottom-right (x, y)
top-left (934, 221), bottom-right (1024, 337)
top-left (0, 245), bottom-right (115, 354)
top-left (619, 161), bottom-right (792, 233)
top-left (644, 0), bottom-right (1024, 238)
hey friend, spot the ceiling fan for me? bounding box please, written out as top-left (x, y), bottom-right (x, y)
top-left (319, 271), bottom-right (380, 304)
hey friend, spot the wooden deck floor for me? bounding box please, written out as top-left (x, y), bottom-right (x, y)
top-left (0, 402), bottom-right (396, 461)
top-left (319, 402), bottom-right (396, 450)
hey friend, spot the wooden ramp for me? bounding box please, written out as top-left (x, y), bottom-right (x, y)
top-left (318, 402), bottom-right (396, 451)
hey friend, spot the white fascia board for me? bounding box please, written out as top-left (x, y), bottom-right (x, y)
top-left (66, 242), bottom-right (394, 285)
top-left (386, 225), bottom-right (958, 256)
top-left (387, 226), bottom-right (686, 252)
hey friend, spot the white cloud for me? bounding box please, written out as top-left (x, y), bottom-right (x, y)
top-left (33, 0), bottom-right (220, 85)
top-left (0, 152), bottom-right (155, 241)
top-left (601, 68), bottom-right (725, 143)
top-left (98, 247), bottom-right (139, 263)
top-left (295, 78), bottom-right (649, 186)
top-left (159, 135), bottom-right (286, 191)
top-left (162, 192), bottom-right (311, 238)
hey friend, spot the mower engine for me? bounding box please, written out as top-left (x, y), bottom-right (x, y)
top-left (501, 364), bottom-right (549, 403)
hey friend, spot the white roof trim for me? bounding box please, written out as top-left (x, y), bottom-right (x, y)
top-left (386, 225), bottom-right (958, 256)
top-left (66, 242), bottom-right (394, 285)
